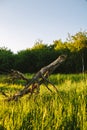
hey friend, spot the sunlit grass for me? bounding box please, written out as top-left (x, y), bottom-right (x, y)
top-left (0, 74), bottom-right (87, 130)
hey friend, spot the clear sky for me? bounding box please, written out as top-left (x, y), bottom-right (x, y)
top-left (0, 0), bottom-right (87, 53)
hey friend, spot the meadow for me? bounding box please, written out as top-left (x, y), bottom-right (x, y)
top-left (0, 74), bottom-right (87, 130)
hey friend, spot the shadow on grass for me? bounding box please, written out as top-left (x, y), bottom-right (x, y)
top-left (0, 85), bottom-right (22, 97)
top-left (0, 125), bottom-right (6, 130)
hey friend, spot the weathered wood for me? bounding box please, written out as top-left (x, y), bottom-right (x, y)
top-left (10, 69), bottom-right (29, 82)
top-left (2, 55), bottom-right (67, 101)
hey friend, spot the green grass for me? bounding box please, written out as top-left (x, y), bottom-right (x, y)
top-left (0, 74), bottom-right (87, 130)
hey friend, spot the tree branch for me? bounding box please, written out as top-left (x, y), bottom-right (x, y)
top-left (1, 55), bottom-right (67, 101)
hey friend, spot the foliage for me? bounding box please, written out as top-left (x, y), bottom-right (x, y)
top-left (0, 31), bottom-right (87, 74)
top-left (71, 31), bottom-right (87, 51)
top-left (0, 47), bottom-right (14, 74)
top-left (68, 31), bottom-right (87, 73)
top-left (0, 74), bottom-right (87, 130)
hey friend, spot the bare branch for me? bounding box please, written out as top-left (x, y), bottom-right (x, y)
top-left (2, 55), bottom-right (67, 101)
top-left (10, 69), bottom-right (30, 82)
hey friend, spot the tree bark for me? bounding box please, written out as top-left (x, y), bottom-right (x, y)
top-left (2, 55), bottom-right (67, 101)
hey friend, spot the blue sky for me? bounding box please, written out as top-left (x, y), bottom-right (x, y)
top-left (0, 0), bottom-right (87, 53)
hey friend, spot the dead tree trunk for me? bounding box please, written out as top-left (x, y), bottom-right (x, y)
top-left (2, 55), bottom-right (67, 101)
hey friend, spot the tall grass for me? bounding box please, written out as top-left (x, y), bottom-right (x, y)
top-left (0, 74), bottom-right (87, 130)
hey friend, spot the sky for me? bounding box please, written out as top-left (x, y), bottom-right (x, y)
top-left (0, 0), bottom-right (87, 53)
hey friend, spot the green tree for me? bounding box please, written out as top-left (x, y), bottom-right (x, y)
top-left (15, 49), bottom-right (37, 73)
top-left (0, 47), bottom-right (14, 73)
top-left (68, 31), bottom-right (87, 73)
top-left (31, 39), bottom-right (47, 50)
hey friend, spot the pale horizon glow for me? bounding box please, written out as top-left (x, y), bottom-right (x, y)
top-left (0, 0), bottom-right (87, 53)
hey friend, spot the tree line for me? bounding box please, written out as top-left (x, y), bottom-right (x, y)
top-left (0, 31), bottom-right (87, 74)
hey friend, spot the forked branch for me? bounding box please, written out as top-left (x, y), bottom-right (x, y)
top-left (1, 55), bottom-right (67, 101)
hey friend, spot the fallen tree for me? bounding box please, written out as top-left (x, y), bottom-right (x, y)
top-left (1, 55), bottom-right (67, 101)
